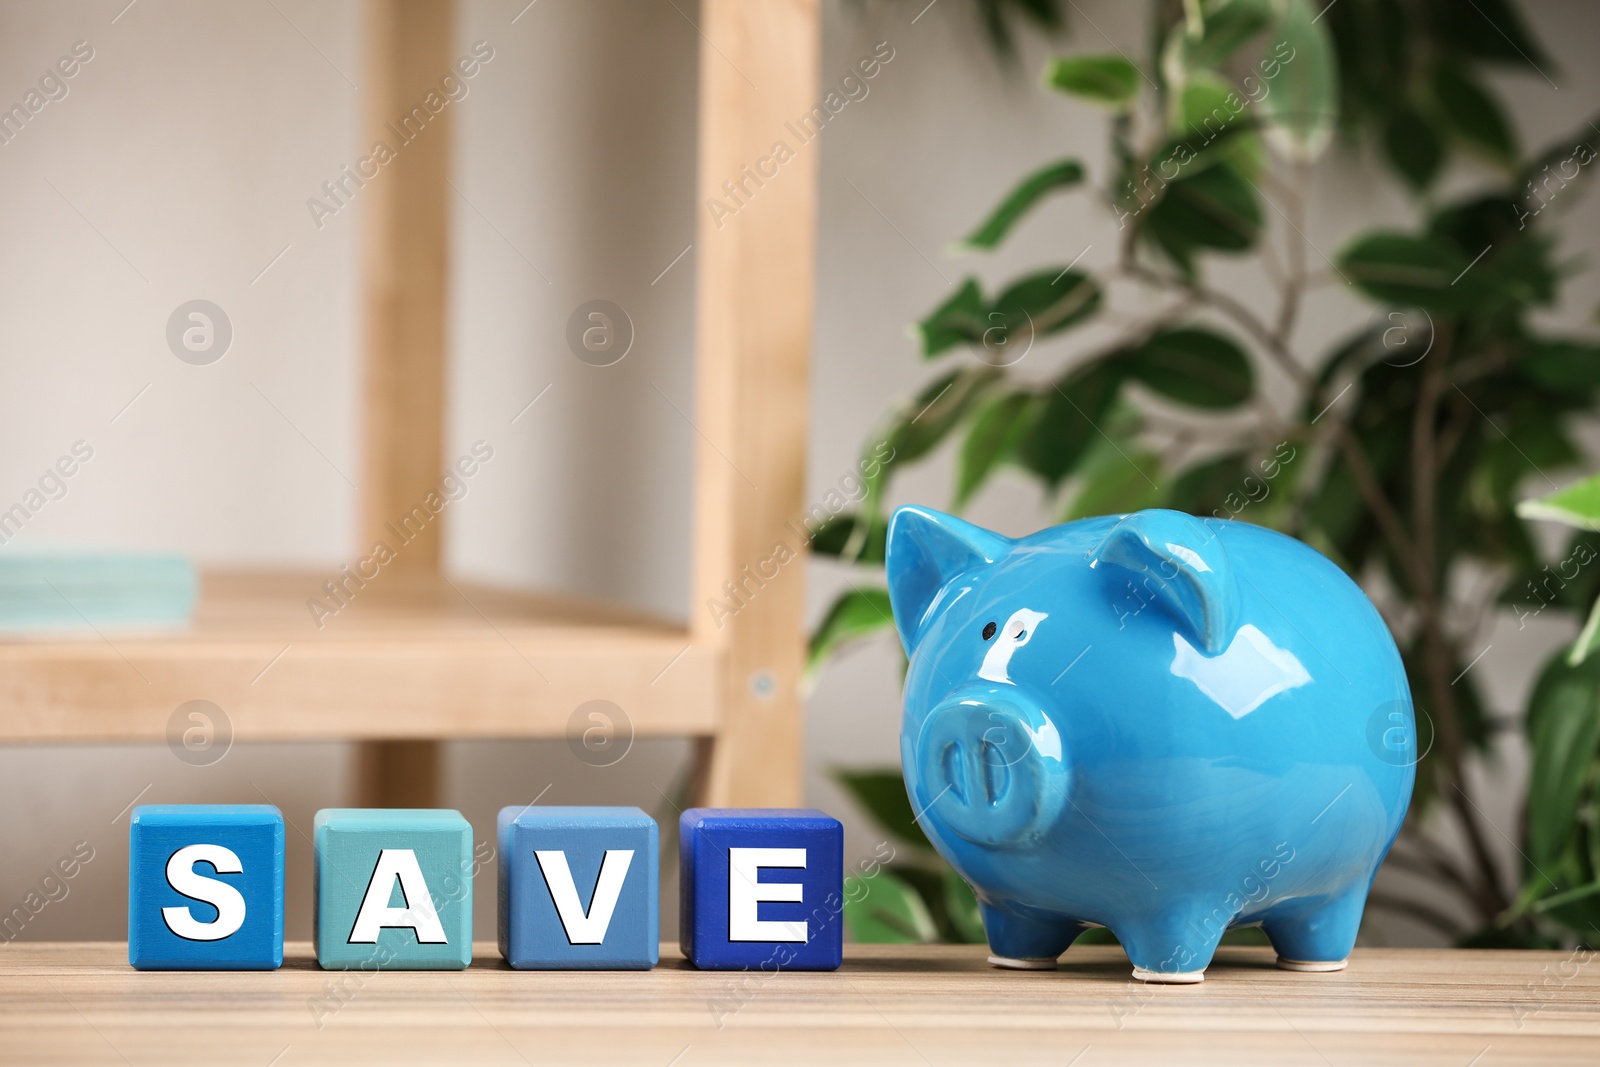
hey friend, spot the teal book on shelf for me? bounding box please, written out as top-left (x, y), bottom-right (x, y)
top-left (0, 553), bottom-right (198, 632)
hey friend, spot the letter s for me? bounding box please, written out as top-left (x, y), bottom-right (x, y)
top-left (72, 439), bottom-right (94, 462)
top-left (72, 40), bottom-right (95, 62)
top-left (161, 844), bottom-right (247, 941)
top-left (472, 40), bottom-right (494, 62)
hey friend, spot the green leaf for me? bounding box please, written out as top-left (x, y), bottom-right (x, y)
top-left (916, 274), bottom-right (1101, 362)
top-left (1129, 327), bottom-right (1254, 408)
top-left (1260, 0), bottom-right (1338, 163)
top-left (832, 768), bottom-right (934, 851)
top-left (1044, 53), bottom-right (1140, 107)
top-left (1177, 73), bottom-right (1264, 177)
top-left (942, 869), bottom-right (987, 943)
top-left (1178, 73), bottom-right (1238, 136)
top-left (1525, 340), bottom-right (1600, 392)
top-left (956, 391), bottom-right (1036, 509)
top-left (808, 512), bottom-right (887, 565)
top-left (916, 279), bottom-right (987, 358)
top-left (1531, 879), bottom-right (1600, 916)
top-left (807, 587), bottom-right (895, 676)
top-left (864, 365), bottom-right (1002, 514)
top-left (1478, 410), bottom-right (1579, 508)
top-left (1519, 116), bottom-right (1600, 222)
top-left (1517, 474), bottom-right (1600, 532)
top-left (1015, 358), bottom-right (1129, 488)
top-left (971, 0), bottom-right (1065, 58)
top-left (988, 269), bottom-right (1103, 344)
top-left (1167, 451), bottom-right (1252, 518)
top-left (1432, 60), bottom-right (1516, 165)
top-left (1524, 651), bottom-right (1600, 869)
top-left (1472, 235), bottom-right (1559, 310)
top-left (1064, 445), bottom-right (1162, 521)
top-left (1144, 162), bottom-right (1263, 270)
top-left (960, 160), bottom-right (1085, 251)
top-left (1161, 0), bottom-right (1273, 85)
top-left (1325, 0), bottom-right (1408, 121)
top-left (1427, 0), bottom-right (1551, 73)
top-left (1569, 598), bottom-right (1600, 667)
top-left (843, 870), bottom-right (938, 943)
top-left (1337, 232), bottom-right (1473, 311)
top-left (1384, 103), bottom-right (1443, 191)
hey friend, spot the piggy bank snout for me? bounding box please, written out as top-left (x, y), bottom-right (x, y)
top-left (912, 695), bottom-right (1069, 849)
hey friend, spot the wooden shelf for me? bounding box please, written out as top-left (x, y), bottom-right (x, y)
top-left (4, 942), bottom-right (1596, 1064)
top-left (0, 570), bottom-right (717, 744)
top-left (0, 0), bottom-right (820, 809)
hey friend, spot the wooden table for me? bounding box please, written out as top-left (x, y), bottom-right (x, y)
top-left (2, 943), bottom-right (1594, 1065)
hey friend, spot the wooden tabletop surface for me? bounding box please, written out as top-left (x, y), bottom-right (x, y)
top-left (1, 942), bottom-right (1595, 1065)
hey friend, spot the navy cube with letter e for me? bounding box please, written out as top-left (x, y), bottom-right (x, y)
top-left (128, 804), bottom-right (284, 970)
top-left (679, 808), bottom-right (843, 971)
top-left (498, 805), bottom-right (658, 969)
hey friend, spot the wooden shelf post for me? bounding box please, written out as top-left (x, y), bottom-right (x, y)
top-left (689, 0), bottom-right (822, 807)
top-left (355, 0), bottom-right (455, 807)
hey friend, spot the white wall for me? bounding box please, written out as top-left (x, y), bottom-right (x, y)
top-left (0, 0), bottom-right (1595, 946)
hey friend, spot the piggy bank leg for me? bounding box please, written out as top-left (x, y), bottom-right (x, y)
top-left (1262, 883), bottom-right (1366, 972)
top-left (980, 900), bottom-right (1085, 970)
top-left (1116, 905), bottom-right (1227, 984)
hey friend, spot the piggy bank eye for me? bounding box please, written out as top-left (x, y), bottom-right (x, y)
top-left (981, 621), bottom-right (997, 641)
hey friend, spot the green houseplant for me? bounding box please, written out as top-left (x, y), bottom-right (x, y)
top-left (818, 0), bottom-right (1600, 947)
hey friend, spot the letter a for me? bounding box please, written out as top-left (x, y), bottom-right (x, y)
top-left (348, 848), bottom-right (448, 944)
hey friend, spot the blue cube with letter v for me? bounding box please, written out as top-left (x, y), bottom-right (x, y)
top-left (498, 805), bottom-right (658, 969)
top-left (314, 809), bottom-right (473, 971)
top-left (128, 804), bottom-right (284, 970)
top-left (679, 808), bottom-right (843, 971)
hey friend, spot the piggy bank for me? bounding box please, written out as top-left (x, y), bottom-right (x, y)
top-left (886, 505), bottom-right (1414, 982)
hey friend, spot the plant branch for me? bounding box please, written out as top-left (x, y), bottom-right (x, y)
top-left (1121, 262), bottom-right (1424, 579)
top-left (1409, 327), bottom-right (1510, 919)
top-left (1273, 162), bottom-right (1309, 353)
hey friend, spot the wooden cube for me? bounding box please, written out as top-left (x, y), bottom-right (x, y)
top-left (313, 809), bottom-right (473, 971)
top-left (679, 808), bottom-right (843, 971)
top-left (128, 804), bottom-right (284, 970)
top-left (498, 805), bottom-right (658, 970)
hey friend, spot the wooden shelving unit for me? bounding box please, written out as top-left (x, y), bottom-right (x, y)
top-left (0, 0), bottom-right (821, 809)
top-left (0, 571), bottom-right (716, 743)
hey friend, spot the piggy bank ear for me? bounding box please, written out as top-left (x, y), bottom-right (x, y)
top-left (886, 505), bottom-right (1012, 654)
top-left (1092, 509), bottom-right (1237, 654)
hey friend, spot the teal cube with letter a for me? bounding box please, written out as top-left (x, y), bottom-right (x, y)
top-left (313, 809), bottom-right (473, 970)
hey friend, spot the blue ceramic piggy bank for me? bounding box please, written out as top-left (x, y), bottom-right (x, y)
top-left (887, 505), bottom-right (1414, 983)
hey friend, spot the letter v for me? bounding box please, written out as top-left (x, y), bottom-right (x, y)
top-left (535, 849), bottom-right (633, 945)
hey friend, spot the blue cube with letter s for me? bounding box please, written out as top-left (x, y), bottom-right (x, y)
top-left (128, 804), bottom-right (285, 970)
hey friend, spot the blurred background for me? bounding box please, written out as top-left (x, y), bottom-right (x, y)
top-left (0, 0), bottom-right (1597, 951)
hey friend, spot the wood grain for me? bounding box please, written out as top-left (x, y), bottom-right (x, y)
top-left (0, 571), bottom-right (715, 742)
top-left (689, 0), bottom-right (821, 808)
top-left (356, 0), bottom-right (457, 806)
top-left (1, 943), bottom-right (1593, 1065)
top-left (359, 0), bottom-right (453, 574)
